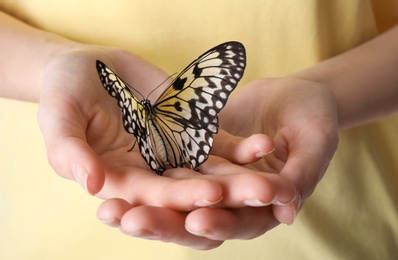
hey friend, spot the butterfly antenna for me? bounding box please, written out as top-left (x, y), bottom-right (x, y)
top-left (147, 73), bottom-right (177, 99)
top-left (111, 72), bottom-right (146, 100)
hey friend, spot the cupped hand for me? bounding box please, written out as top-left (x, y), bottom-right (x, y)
top-left (38, 44), bottom-right (298, 249)
top-left (96, 76), bottom-right (339, 249)
top-left (218, 77), bottom-right (339, 223)
top-left (38, 45), bottom-right (171, 195)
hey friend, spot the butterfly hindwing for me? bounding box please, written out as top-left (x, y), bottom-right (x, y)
top-left (136, 133), bottom-right (166, 175)
top-left (151, 113), bottom-right (218, 170)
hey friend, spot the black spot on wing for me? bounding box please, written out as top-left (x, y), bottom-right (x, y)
top-left (193, 65), bottom-right (202, 77)
top-left (174, 101), bottom-right (183, 112)
top-left (173, 77), bottom-right (187, 90)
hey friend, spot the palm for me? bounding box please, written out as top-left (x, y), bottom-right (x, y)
top-left (219, 77), bottom-right (339, 197)
top-left (38, 47), bottom-right (175, 196)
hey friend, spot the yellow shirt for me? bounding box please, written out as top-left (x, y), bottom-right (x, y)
top-left (0, 0), bottom-right (397, 259)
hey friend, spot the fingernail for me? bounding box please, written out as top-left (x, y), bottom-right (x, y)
top-left (99, 217), bottom-right (119, 227)
top-left (273, 187), bottom-right (302, 206)
top-left (273, 196), bottom-right (294, 206)
top-left (287, 194), bottom-right (300, 226)
top-left (194, 197), bottom-right (223, 207)
top-left (255, 148), bottom-right (274, 158)
top-left (185, 225), bottom-right (213, 237)
top-left (140, 230), bottom-right (161, 240)
top-left (73, 163), bottom-right (88, 193)
top-left (287, 203), bottom-right (297, 226)
top-left (128, 229), bottom-right (161, 240)
top-left (243, 198), bottom-right (270, 207)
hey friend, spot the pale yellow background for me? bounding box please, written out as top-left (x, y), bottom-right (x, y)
top-left (1, 0), bottom-right (398, 259)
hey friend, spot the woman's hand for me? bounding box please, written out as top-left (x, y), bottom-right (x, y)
top-left (37, 45), bottom-right (298, 249)
top-left (219, 77), bottom-right (339, 222)
top-left (97, 76), bottom-right (339, 249)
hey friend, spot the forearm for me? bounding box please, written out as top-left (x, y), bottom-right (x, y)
top-left (295, 25), bottom-right (398, 129)
top-left (0, 11), bottom-right (76, 101)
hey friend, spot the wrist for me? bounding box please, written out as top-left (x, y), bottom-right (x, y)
top-left (0, 11), bottom-right (84, 101)
top-left (294, 26), bottom-right (398, 129)
top-left (37, 40), bottom-right (87, 101)
top-left (291, 69), bottom-right (349, 130)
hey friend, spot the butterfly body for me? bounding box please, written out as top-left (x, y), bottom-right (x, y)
top-left (142, 100), bottom-right (169, 165)
top-left (96, 41), bottom-right (246, 175)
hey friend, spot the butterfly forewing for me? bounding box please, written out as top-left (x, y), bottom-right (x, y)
top-left (154, 42), bottom-right (246, 129)
top-left (96, 61), bottom-right (146, 136)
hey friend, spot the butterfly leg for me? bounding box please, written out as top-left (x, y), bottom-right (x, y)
top-left (127, 140), bottom-right (137, 152)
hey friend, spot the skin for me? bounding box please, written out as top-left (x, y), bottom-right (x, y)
top-left (1, 10), bottom-right (398, 250)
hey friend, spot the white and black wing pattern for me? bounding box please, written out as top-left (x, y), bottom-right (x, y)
top-left (153, 42), bottom-right (246, 171)
top-left (96, 61), bottom-right (145, 137)
top-left (96, 41), bottom-right (246, 175)
top-left (96, 61), bottom-right (166, 174)
top-left (155, 41), bottom-right (246, 129)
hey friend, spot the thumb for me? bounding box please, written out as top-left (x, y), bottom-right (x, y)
top-left (38, 102), bottom-right (105, 195)
top-left (46, 137), bottom-right (105, 195)
top-left (272, 129), bottom-right (338, 225)
top-left (212, 130), bottom-right (274, 165)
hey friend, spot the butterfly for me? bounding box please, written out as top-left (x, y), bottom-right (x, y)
top-left (96, 41), bottom-right (246, 175)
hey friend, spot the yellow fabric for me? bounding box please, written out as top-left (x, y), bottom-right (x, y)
top-left (0, 0), bottom-right (397, 259)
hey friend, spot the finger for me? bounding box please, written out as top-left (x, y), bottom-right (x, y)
top-left (271, 149), bottom-right (321, 225)
top-left (212, 130), bottom-right (274, 165)
top-left (57, 138), bottom-right (105, 195)
top-left (272, 194), bottom-right (300, 226)
top-left (97, 198), bottom-right (132, 227)
top-left (281, 127), bottom-right (338, 198)
top-left (186, 207), bottom-right (279, 240)
top-left (193, 156), bottom-right (296, 208)
top-left (272, 127), bottom-right (338, 224)
top-left (98, 200), bottom-right (223, 250)
top-left (97, 167), bottom-right (224, 210)
top-left (264, 173), bottom-right (297, 205)
top-left (38, 101), bottom-right (104, 194)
